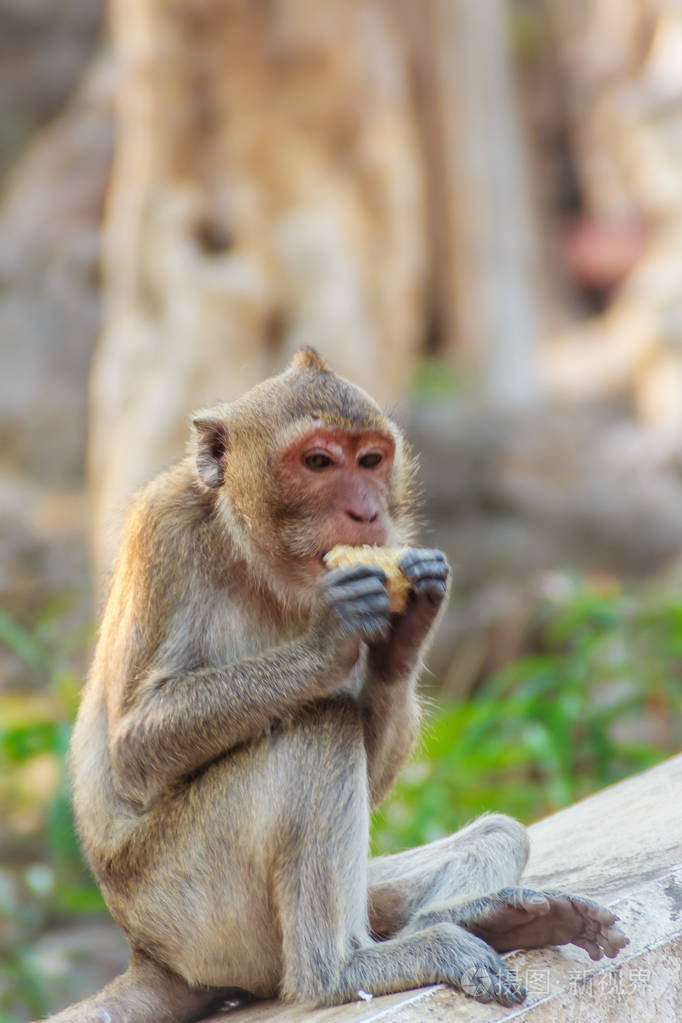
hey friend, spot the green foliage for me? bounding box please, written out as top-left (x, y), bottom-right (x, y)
top-left (0, 606), bottom-right (103, 1021)
top-left (373, 575), bottom-right (682, 853)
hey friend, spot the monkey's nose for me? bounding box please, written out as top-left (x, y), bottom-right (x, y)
top-left (346, 510), bottom-right (379, 524)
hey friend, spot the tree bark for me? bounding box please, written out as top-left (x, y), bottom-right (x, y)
top-left (429, 0), bottom-right (543, 406)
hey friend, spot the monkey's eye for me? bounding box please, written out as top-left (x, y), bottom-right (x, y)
top-left (358, 452), bottom-right (383, 469)
top-left (303, 452), bottom-right (333, 470)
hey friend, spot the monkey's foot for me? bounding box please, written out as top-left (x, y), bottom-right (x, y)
top-left (457, 887), bottom-right (629, 961)
top-left (441, 927), bottom-right (527, 1007)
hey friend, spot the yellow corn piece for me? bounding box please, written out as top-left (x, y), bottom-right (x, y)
top-left (323, 545), bottom-right (410, 613)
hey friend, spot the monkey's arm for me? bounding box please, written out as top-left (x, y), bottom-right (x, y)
top-left (362, 549), bottom-right (450, 807)
top-left (109, 564), bottom-right (391, 810)
top-left (361, 675), bottom-right (422, 807)
top-left (111, 642), bottom-right (337, 808)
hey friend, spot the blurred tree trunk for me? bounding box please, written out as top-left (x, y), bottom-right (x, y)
top-left (428, 0), bottom-right (543, 406)
top-left (90, 0), bottom-right (544, 583)
top-left (90, 0), bottom-right (429, 580)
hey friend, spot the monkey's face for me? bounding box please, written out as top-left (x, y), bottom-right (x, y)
top-left (192, 351), bottom-right (419, 600)
top-left (268, 422), bottom-right (396, 583)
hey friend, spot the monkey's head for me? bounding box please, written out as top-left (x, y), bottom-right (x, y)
top-left (191, 348), bottom-right (419, 597)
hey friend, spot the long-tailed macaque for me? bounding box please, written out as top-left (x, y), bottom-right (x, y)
top-left (50, 349), bottom-right (627, 1022)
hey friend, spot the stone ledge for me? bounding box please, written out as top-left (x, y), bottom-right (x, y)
top-left (205, 754), bottom-right (682, 1022)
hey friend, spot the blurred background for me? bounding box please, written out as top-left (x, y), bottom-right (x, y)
top-left (2, 0), bottom-right (682, 1018)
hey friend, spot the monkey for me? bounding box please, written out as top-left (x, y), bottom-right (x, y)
top-left (49, 348), bottom-right (627, 1023)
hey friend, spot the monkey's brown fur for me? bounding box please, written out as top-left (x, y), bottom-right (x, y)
top-left (50, 351), bottom-right (627, 1023)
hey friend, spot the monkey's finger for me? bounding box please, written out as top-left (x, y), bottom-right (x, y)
top-left (329, 592), bottom-right (391, 619)
top-left (400, 547), bottom-right (448, 567)
top-left (335, 593), bottom-right (392, 618)
top-left (322, 565), bottom-right (387, 588)
top-left (573, 936), bottom-right (604, 961)
top-left (412, 578), bottom-right (448, 601)
top-left (333, 598), bottom-right (391, 624)
top-left (332, 584), bottom-right (392, 608)
top-left (402, 554), bottom-right (449, 572)
top-left (567, 895), bottom-right (619, 928)
top-left (324, 575), bottom-right (389, 603)
top-left (399, 550), bottom-right (450, 580)
top-left (409, 567), bottom-right (450, 589)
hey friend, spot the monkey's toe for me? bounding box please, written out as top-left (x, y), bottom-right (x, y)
top-left (447, 930), bottom-right (528, 1008)
top-left (567, 895), bottom-right (629, 959)
top-left (602, 925), bottom-right (630, 957)
top-left (460, 962), bottom-right (526, 1007)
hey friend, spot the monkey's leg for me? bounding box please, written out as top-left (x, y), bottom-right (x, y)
top-left (367, 817), bottom-right (628, 962)
top-left (43, 950), bottom-right (233, 1023)
top-left (368, 813), bottom-right (529, 938)
top-left (273, 713), bottom-right (525, 1008)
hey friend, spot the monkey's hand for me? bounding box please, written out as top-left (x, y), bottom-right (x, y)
top-left (455, 887), bottom-right (629, 961)
top-left (367, 548), bottom-right (450, 683)
top-left (312, 563), bottom-right (393, 671)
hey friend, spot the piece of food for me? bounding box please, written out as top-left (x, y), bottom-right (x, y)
top-left (323, 545), bottom-right (411, 613)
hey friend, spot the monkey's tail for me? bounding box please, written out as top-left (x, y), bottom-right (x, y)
top-left (38, 953), bottom-right (231, 1023)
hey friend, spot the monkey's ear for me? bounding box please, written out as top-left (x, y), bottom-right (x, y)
top-left (192, 414), bottom-right (230, 488)
top-left (290, 347), bottom-right (330, 373)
